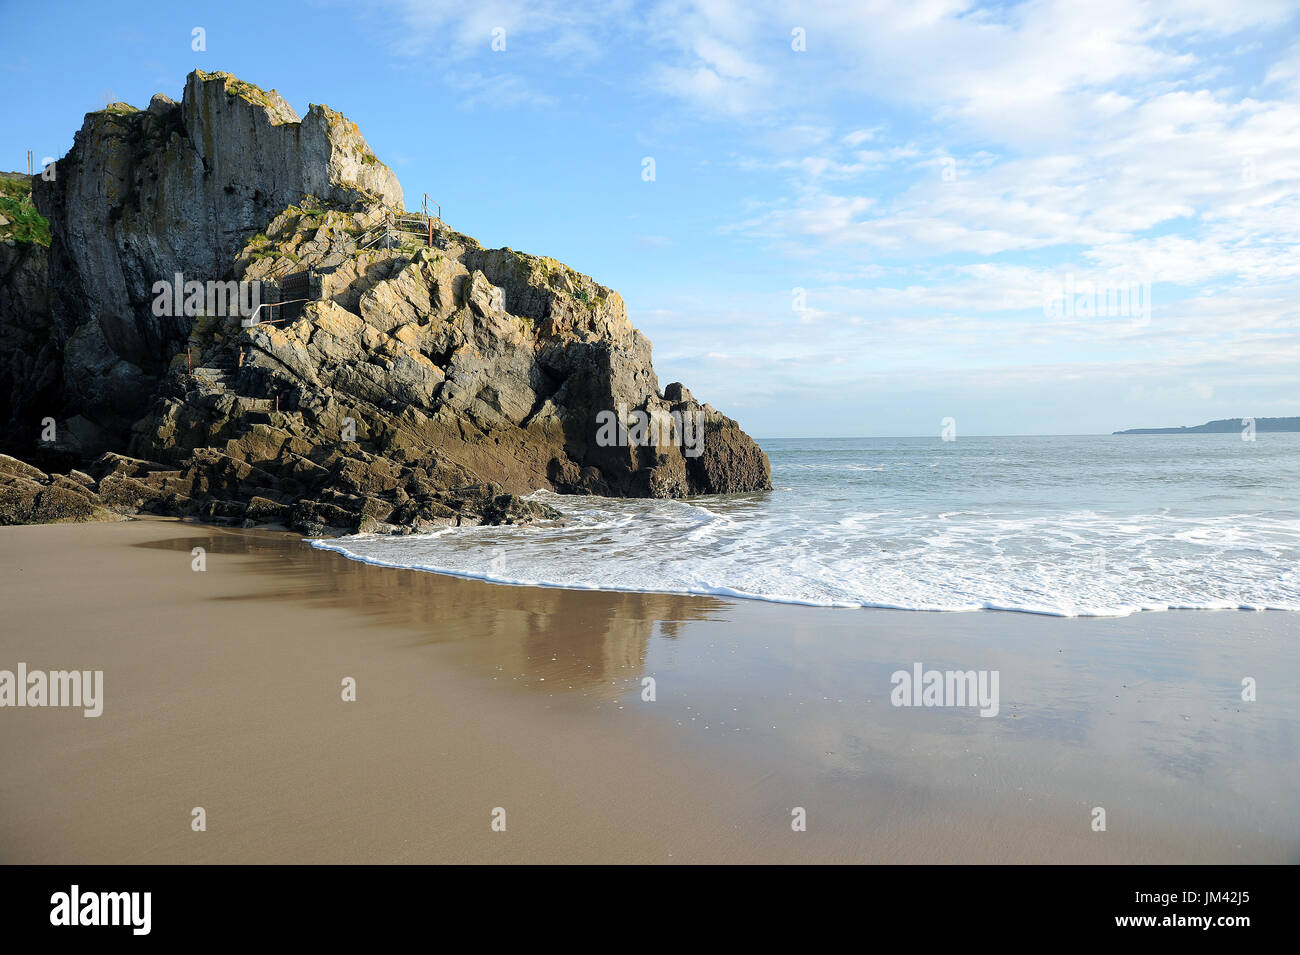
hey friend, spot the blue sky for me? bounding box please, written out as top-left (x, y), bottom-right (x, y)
top-left (3, 0), bottom-right (1298, 437)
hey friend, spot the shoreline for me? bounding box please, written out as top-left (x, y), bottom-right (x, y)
top-left (312, 531), bottom-right (1300, 617)
top-left (308, 527), bottom-right (1300, 619)
top-left (2, 516), bottom-right (1296, 863)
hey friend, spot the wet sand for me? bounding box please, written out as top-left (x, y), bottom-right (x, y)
top-left (1, 517), bottom-right (1296, 863)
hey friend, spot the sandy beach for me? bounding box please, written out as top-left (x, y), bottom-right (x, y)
top-left (1, 516), bottom-right (1296, 864)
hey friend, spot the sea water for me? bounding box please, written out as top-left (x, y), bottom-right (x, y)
top-left (310, 434), bottom-right (1300, 617)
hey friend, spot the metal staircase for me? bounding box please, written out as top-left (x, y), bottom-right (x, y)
top-left (357, 194), bottom-right (442, 252)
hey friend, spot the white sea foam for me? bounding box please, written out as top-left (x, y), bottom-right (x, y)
top-left (308, 436), bottom-right (1300, 617)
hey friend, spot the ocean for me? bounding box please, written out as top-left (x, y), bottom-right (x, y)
top-left (310, 434), bottom-right (1300, 617)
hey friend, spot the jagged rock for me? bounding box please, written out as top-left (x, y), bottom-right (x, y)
top-left (32, 485), bottom-right (98, 522)
top-left (244, 496), bottom-right (289, 524)
top-left (0, 240), bottom-right (57, 464)
top-left (0, 68), bottom-right (770, 533)
top-left (27, 70), bottom-right (402, 450)
top-left (0, 453), bottom-right (47, 482)
top-left (96, 474), bottom-right (158, 513)
top-left (0, 478), bottom-right (41, 524)
top-left (0, 453), bottom-right (119, 524)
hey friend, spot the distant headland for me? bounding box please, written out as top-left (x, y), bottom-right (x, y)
top-left (1114, 417), bottom-right (1300, 435)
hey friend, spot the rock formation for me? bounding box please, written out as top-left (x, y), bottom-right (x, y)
top-left (0, 237), bottom-right (55, 465)
top-left (0, 70), bottom-right (770, 534)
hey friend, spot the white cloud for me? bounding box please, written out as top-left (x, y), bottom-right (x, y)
top-left (382, 0), bottom-right (625, 60)
top-left (1264, 40), bottom-right (1300, 96)
top-left (441, 71), bottom-right (557, 110)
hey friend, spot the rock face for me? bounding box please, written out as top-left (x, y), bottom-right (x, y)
top-left (0, 239), bottom-right (57, 466)
top-left (1, 69), bottom-right (770, 533)
top-left (30, 71), bottom-right (401, 452)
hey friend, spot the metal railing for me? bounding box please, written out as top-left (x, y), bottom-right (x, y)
top-left (358, 214), bottom-right (427, 250)
top-left (356, 196), bottom-right (442, 251)
top-left (240, 298), bottom-right (313, 327)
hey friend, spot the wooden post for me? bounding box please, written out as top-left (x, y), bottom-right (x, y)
top-left (187, 347), bottom-right (191, 373)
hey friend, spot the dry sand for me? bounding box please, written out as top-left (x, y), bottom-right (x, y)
top-left (1, 517), bottom-right (1296, 863)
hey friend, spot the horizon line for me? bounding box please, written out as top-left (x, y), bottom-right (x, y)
top-left (751, 430), bottom-right (1296, 440)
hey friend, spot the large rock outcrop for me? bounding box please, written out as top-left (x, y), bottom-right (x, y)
top-left (0, 238), bottom-right (57, 466)
top-left (1, 70), bottom-right (769, 534)
top-left (29, 71), bottom-right (401, 450)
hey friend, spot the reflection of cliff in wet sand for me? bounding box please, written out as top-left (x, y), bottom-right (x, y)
top-left (134, 519), bottom-right (720, 697)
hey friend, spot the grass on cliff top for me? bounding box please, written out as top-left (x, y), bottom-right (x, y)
top-left (196, 70), bottom-right (293, 121)
top-left (0, 172), bottom-right (31, 199)
top-left (92, 102), bottom-right (140, 117)
top-left (0, 173), bottom-right (51, 246)
top-left (225, 78), bottom-right (280, 111)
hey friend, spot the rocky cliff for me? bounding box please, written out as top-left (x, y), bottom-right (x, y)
top-left (29, 71), bottom-right (402, 454)
top-left (0, 70), bottom-right (769, 534)
top-left (0, 239), bottom-right (55, 466)
top-left (0, 172), bottom-right (57, 470)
